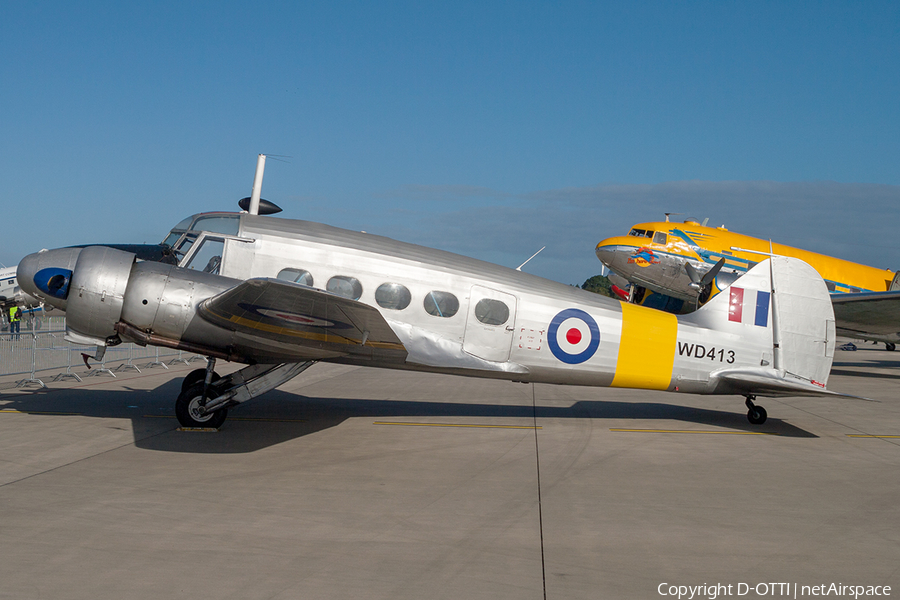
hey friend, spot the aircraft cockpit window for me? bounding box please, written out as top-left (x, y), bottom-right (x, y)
top-left (424, 291), bottom-right (459, 318)
top-left (653, 232), bottom-right (667, 245)
top-left (277, 268), bottom-right (314, 287)
top-left (174, 236), bottom-right (196, 262)
top-left (162, 232), bottom-right (183, 248)
top-left (184, 238), bottom-right (225, 275)
top-left (191, 215), bottom-right (240, 236)
top-left (375, 283), bottom-right (412, 310)
top-left (474, 298), bottom-right (510, 326)
top-left (172, 216), bottom-right (194, 230)
top-left (327, 276), bottom-right (363, 300)
top-left (628, 228), bottom-right (653, 238)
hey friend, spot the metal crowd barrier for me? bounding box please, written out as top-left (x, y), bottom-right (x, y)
top-left (0, 316), bottom-right (203, 388)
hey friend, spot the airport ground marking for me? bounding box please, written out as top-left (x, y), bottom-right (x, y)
top-left (846, 434), bottom-right (900, 438)
top-left (374, 421), bottom-right (541, 430)
top-left (610, 428), bottom-right (777, 435)
top-left (1, 409), bottom-right (81, 416)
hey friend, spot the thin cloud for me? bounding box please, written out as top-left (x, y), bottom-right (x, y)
top-left (372, 180), bottom-right (900, 285)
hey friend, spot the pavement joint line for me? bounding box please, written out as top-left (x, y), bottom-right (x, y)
top-left (374, 421), bottom-right (541, 429)
top-left (610, 428), bottom-right (777, 435)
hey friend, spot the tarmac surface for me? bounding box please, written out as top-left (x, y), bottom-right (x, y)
top-left (0, 343), bottom-right (897, 599)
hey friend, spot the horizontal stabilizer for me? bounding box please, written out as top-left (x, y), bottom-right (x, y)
top-left (198, 278), bottom-right (407, 360)
top-left (711, 366), bottom-right (865, 399)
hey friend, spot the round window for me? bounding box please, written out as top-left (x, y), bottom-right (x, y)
top-left (423, 291), bottom-right (459, 318)
top-left (474, 298), bottom-right (509, 325)
top-left (375, 283), bottom-right (412, 310)
top-left (327, 276), bottom-right (363, 300)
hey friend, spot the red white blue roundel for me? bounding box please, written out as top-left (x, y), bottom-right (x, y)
top-left (548, 308), bottom-right (600, 364)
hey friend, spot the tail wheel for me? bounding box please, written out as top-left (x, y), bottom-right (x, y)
top-left (747, 405), bottom-right (767, 425)
top-left (886, 343), bottom-right (896, 352)
top-left (175, 383), bottom-right (228, 429)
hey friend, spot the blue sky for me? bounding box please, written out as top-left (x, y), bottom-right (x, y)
top-left (2, 1), bottom-right (899, 284)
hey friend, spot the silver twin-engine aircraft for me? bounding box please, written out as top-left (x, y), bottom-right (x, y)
top-left (17, 170), bottom-right (845, 429)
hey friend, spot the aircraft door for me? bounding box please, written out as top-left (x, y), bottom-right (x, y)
top-left (462, 286), bottom-right (517, 362)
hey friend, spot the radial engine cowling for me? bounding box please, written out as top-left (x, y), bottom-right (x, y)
top-left (65, 246), bottom-right (136, 346)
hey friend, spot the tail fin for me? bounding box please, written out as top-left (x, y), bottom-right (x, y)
top-left (684, 257), bottom-right (836, 396)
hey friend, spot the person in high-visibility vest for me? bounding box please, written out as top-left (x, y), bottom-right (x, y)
top-left (8, 305), bottom-right (21, 340)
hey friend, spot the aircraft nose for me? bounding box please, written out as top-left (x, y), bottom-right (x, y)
top-left (594, 243), bottom-right (619, 268)
top-left (17, 248), bottom-right (82, 311)
top-left (595, 241), bottom-right (641, 274)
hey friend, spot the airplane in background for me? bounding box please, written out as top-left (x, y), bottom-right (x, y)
top-left (596, 218), bottom-right (900, 350)
top-left (0, 265), bottom-right (19, 310)
top-left (17, 157), bottom-right (846, 429)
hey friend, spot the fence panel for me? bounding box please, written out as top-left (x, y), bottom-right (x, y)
top-left (0, 316), bottom-right (200, 382)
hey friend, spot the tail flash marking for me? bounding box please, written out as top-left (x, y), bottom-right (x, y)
top-left (728, 287), bottom-right (770, 328)
top-left (754, 291), bottom-right (770, 327)
top-left (728, 287), bottom-right (744, 323)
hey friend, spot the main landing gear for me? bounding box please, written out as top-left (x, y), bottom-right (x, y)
top-left (745, 395), bottom-right (767, 425)
top-left (174, 358), bottom-right (317, 429)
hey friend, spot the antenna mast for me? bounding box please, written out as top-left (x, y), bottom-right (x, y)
top-left (248, 154), bottom-right (267, 215)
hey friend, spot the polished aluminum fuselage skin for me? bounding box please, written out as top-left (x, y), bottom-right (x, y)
top-left (157, 213), bottom-right (778, 393)
top-left (19, 211), bottom-right (828, 398)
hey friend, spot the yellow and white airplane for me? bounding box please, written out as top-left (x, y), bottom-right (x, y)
top-left (17, 159), bottom-right (848, 428)
top-left (595, 218), bottom-right (900, 349)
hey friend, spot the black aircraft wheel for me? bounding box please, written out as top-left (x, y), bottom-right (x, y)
top-left (886, 343), bottom-right (896, 352)
top-left (747, 405), bottom-right (768, 425)
top-left (175, 383), bottom-right (228, 429)
top-left (181, 368), bottom-right (221, 392)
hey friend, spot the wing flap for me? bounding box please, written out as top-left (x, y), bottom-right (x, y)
top-left (198, 278), bottom-right (407, 361)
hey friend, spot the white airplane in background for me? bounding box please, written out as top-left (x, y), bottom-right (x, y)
top-left (0, 265), bottom-right (32, 321)
top-left (0, 265), bottom-right (19, 307)
top-left (18, 156), bottom-right (845, 429)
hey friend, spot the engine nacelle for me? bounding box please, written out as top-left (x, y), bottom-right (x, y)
top-left (19, 245), bottom-right (240, 356)
top-left (65, 246), bottom-right (137, 346)
top-left (120, 261), bottom-right (235, 343)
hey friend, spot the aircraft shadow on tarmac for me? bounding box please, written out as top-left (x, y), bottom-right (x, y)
top-left (0, 378), bottom-right (817, 453)
top-left (831, 368), bottom-right (900, 381)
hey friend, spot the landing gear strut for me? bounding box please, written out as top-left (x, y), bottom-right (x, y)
top-left (174, 359), bottom-right (317, 429)
top-left (745, 395), bottom-right (767, 425)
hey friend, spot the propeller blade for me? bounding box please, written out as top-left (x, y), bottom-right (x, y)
top-left (700, 257), bottom-right (727, 287)
top-left (684, 261), bottom-right (702, 285)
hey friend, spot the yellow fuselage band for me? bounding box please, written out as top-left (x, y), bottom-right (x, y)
top-left (611, 303), bottom-right (678, 390)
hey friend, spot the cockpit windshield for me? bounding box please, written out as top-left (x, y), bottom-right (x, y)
top-left (628, 228), bottom-right (653, 238)
top-left (161, 213), bottom-right (241, 262)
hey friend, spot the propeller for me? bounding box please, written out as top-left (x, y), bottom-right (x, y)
top-left (685, 257), bottom-right (726, 294)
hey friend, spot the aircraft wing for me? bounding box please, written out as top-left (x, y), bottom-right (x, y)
top-left (197, 278), bottom-right (407, 360)
top-left (830, 290), bottom-right (900, 338)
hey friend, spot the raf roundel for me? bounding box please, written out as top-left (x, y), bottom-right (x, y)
top-left (548, 308), bottom-right (600, 364)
